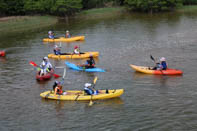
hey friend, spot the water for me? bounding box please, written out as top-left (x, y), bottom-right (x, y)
top-left (1, 11), bottom-right (197, 130)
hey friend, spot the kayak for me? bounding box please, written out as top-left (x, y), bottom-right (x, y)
top-left (43, 36), bottom-right (85, 42)
top-left (65, 61), bottom-right (105, 72)
top-left (0, 51), bottom-right (5, 57)
top-left (40, 89), bottom-right (124, 101)
top-left (130, 64), bottom-right (183, 75)
top-left (48, 52), bottom-right (99, 59)
top-left (36, 69), bottom-right (54, 81)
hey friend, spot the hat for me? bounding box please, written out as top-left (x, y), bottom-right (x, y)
top-left (66, 30), bottom-right (69, 33)
top-left (84, 83), bottom-right (91, 87)
top-left (160, 57), bottom-right (166, 61)
top-left (74, 46), bottom-right (78, 49)
top-left (43, 56), bottom-right (48, 60)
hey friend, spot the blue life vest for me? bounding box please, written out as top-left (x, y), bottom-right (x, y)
top-left (54, 50), bottom-right (61, 55)
top-left (49, 35), bottom-right (54, 39)
top-left (161, 61), bottom-right (167, 70)
top-left (84, 87), bottom-right (94, 95)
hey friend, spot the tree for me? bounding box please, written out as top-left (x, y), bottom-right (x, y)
top-left (124, 0), bottom-right (182, 13)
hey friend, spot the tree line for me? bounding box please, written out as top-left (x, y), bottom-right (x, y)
top-left (0, 0), bottom-right (197, 16)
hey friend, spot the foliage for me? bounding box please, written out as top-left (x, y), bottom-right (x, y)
top-left (124, 0), bottom-right (182, 13)
top-left (182, 0), bottom-right (197, 5)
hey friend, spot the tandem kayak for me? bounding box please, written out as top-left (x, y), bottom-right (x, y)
top-left (48, 52), bottom-right (99, 59)
top-left (40, 89), bottom-right (124, 101)
top-left (36, 69), bottom-right (54, 81)
top-left (65, 61), bottom-right (105, 72)
top-left (0, 51), bottom-right (5, 57)
top-left (130, 64), bottom-right (183, 75)
top-left (43, 36), bottom-right (85, 42)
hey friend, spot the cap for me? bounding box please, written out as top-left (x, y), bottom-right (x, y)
top-left (160, 57), bottom-right (166, 61)
top-left (66, 30), bottom-right (69, 33)
top-left (74, 46), bottom-right (78, 49)
top-left (84, 83), bottom-right (91, 87)
top-left (43, 56), bottom-right (48, 60)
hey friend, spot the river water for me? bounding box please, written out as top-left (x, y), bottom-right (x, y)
top-left (1, 11), bottom-right (197, 130)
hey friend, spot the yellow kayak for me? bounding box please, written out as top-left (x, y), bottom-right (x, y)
top-left (48, 52), bottom-right (99, 59)
top-left (40, 89), bottom-right (124, 101)
top-left (43, 36), bottom-right (85, 42)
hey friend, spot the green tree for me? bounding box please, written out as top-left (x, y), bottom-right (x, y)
top-left (51, 0), bottom-right (82, 16)
top-left (124, 0), bottom-right (182, 13)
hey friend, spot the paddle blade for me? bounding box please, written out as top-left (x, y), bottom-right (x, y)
top-left (53, 73), bottom-right (60, 78)
top-left (93, 77), bottom-right (98, 85)
top-left (89, 100), bottom-right (93, 106)
top-left (150, 55), bottom-right (155, 62)
top-left (29, 61), bottom-right (37, 67)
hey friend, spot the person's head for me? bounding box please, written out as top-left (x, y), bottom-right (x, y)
top-left (66, 30), bottom-right (69, 33)
top-left (160, 57), bottom-right (166, 62)
top-left (57, 85), bottom-right (62, 89)
top-left (84, 83), bottom-right (91, 88)
top-left (43, 56), bottom-right (49, 61)
top-left (89, 54), bottom-right (93, 59)
top-left (74, 46), bottom-right (78, 49)
top-left (48, 30), bottom-right (52, 34)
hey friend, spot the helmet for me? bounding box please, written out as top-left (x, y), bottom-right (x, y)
top-left (84, 83), bottom-right (91, 87)
top-left (160, 57), bottom-right (166, 61)
top-left (66, 30), bottom-right (69, 33)
top-left (74, 46), bottom-right (78, 49)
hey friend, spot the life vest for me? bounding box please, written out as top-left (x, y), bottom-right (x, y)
top-left (84, 87), bottom-right (94, 95)
top-left (56, 86), bottom-right (63, 95)
top-left (161, 61), bottom-right (167, 70)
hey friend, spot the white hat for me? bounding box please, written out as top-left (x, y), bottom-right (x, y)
top-left (84, 83), bottom-right (91, 87)
top-left (54, 45), bottom-right (57, 48)
top-left (160, 57), bottom-right (166, 61)
top-left (43, 56), bottom-right (48, 60)
top-left (66, 30), bottom-right (69, 33)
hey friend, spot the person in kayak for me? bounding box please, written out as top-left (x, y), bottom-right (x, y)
top-left (38, 63), bottom-right (49, 76)
top-left (48, 30), bottom-right (54, 39)
top-left (53, 45), bottom-right (70, 55)
top-left (84, 83), bottom-right (101, 95)
top-left (65, 30), bottom-right (71, 38)
top-left (80, 55), bottom-right (95, 69)
top-left (73, 46), bottom-right (80, 54)
top-left (53, 81), bottom-right (82, 96)
top-left (42, 57), bottom-right (53, 71)
top-left (160, 57), bottom-right (168, 70)
top-left (151, 62), bottom-right (162, 70)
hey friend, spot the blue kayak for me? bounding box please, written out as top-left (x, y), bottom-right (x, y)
top-left (65, 62), bottom-right (105, 72)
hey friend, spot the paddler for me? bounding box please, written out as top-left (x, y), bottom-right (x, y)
top-left (65, 30), bottom-right (71, 38)
top-left (42, 57), bottom-right (53, 71)
top-left (160, 57), bottom-right (168, 70)
top-left (48, 30), bottom-right (55, 39)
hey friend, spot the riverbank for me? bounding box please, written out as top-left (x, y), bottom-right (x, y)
top-left (0, 16), bottom-right (57, 35)
top-left (176, 5), bottom-right (197, 13)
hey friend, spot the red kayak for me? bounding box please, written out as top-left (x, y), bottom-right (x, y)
top-left (0, 51), bottom-right (5, 57)
top-left (36, 69), bottom-right (54, 81)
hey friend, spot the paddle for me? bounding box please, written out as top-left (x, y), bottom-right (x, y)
top-left (29, 61), bottom-right (60, 78)
top-left (89, 76), bottom-right (98, 106)
top-left (150, 55), bottom-right (164, 74)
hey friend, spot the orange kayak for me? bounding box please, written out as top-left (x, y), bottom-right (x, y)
top-left (130, 64), bottom-right (183, 75)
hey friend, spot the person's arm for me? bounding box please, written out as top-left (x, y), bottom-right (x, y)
top-left (54, 87), bottom-right (57, 96)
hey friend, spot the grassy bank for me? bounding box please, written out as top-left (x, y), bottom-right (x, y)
top-left (176, 5), bottom-right (197, 12)
top-left (76, 7), bottom-right (125, 19)
top-left (0, 16), bottom-right (57, 34)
